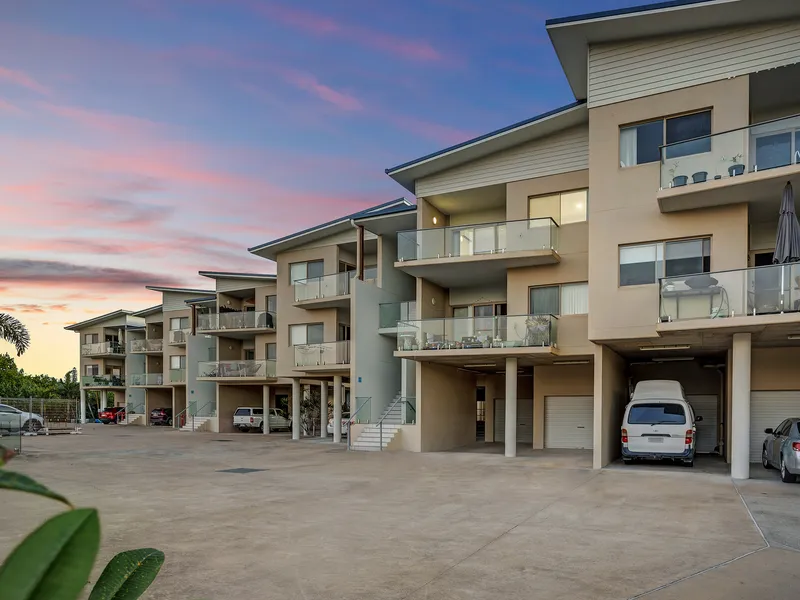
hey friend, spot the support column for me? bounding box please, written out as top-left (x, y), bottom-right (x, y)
top-left (333, 375), bottom-right (343, 444)
top-left (320, 381), bottom-right (329, 438)
top-left (505, 357), bottom-right (518, 458)
top-left (80, 389), bottom-right (87, 424)
top-left (262, 385), bottom-right (270, 435)
top-left (731, 333), bottom-right (752, 480)
top-left (291, 378), bottom-right (301, 440)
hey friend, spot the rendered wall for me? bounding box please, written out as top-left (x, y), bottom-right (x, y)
top-left (187, 333), bottom-right (216, 416)
top-left (418, 362), bottom-right (477, 452)
top-left (218, 384), bottom-right (263, 433)
top-left (593, 344), bottom-right (627, 468)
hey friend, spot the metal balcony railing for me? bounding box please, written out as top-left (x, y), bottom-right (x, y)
top-left (129, 338), bottom-right (163, 353)
top-left (80, 341), bottom-right (125, 356)
top-left (197, 360), bottom-right (276, 378)
top-left (81, 374), bottom-right (125, 387)
top-left (196, 311), bottom-right (276, 331)
top-left (168, 329), bottom-right (190, 344)
top-left (128, 373), bottom-right (164, 386)
top-left (294, 341), bottom-right (350, 367)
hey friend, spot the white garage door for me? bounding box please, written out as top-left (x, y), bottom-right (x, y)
top-left (544, 396), bottom-right (593, 449)
top-left (686, 395), bottom-right (718, 454)
top-left (750, 391), bottom-right (800, 462)
top-left (494, 398), bottom-right (533, 444)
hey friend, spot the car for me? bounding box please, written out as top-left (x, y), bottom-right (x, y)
top-left (761, 418), bottom-right (800, 483)
top-left (0, 403), bottom-right (45, 432)
top-left (149, 407), bottom-right (173, 426)
top-left (233, 407), bottom-right (292, 432)
top-left (621, 380), bottom-right (702, 467)
top-left (327, 412), bottom-right (351, 436)
top-left (99, 407), bottom-right (125, 424)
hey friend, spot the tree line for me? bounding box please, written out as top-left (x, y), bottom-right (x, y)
top-left (0, 354), bottom-right (80, 400)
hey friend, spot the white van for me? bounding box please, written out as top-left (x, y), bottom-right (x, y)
top-left (621, 380), bottom-right (701, 467)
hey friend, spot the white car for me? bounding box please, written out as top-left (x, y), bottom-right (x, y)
top-left (327, 412), bottom-right (350, 436)
top-left (233, 407), bottom-right (292, 432)
top-left (0, 403), bottom-right (45, 432)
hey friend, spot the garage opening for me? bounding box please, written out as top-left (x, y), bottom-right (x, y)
top-left (218, 384), bottom-right (263, 434)
top-left (544, 396), bottom-right (593, 449)
top-left (749, 391), bottom-right (800, 463)
top-left (494, 397), bottom-right (533, 445)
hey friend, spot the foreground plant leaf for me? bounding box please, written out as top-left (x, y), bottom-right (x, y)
top-left (0, 444), bottom-right (15, 466)
top-left (0, 471), bottom-right (72, 507)
top-left (0, 508), bottom-right (100, 600)
top-left (89, 548), bottom-right (165, 600)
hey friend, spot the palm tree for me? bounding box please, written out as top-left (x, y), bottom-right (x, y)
top-left (0, 313), bottom-right (30, 356)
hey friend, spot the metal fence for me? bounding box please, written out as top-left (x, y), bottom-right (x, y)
top-left (1, 398), bottom-right (81, 435)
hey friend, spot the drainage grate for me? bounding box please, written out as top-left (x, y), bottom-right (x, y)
top-left (216, 468), bottom-right (267, 474)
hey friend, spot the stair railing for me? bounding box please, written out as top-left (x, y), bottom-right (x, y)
top-left (174, 406), bottom-right (189, 430)
top-left (377, 395), bottom-right (412, 451)
top-left (346, 397), bottom-right (371, 451)
top-left (191, 400), bottom-right (216, 432)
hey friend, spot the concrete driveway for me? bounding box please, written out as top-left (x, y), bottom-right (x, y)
top-left (1, 425), bottom-right (798, 599)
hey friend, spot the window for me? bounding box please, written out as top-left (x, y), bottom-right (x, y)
top-left (620, 111), bottom-right (711, 167)
top-left (290, 323), bottom-right (323, 346)
top-left (244, 349), bottom-right (255, 361)
top-left (253, 408), bottom-right (264, 415)
top-left (266, 343), bottom-right (277, 360)
top-left (529, 189), bottom-right (588, 225)
top-left (560, 283), bottom-right (589, 315)
top-left (234, 408), bottom-right (251, 416)
top-left (170, 355), bottom-right (186, 369)
top-left (338, 324), bottom-right (351, 341)
top-left (628, 403), bottom-right (687, 425)
top-left (85, 365), bottom-right (99, 376)
top-left (170, 317), bottom-right (189, 330)
top-left (530, 286), bottom-right (560, 316)
top-left (529, 283), bottom-right (589, 316)
top-left (290, 260), bottom-right (324, 283)
top-left (266, 295), bottom-right (277, 313)
top-left (84, 333), bottom-right (99, 344)
top-left (620, 238), bottom-right (710, 286)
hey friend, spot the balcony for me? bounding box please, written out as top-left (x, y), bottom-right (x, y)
top-left (196, 311), bottom-right (276, 338)
top-left (378, 301), bottom-right (417, 334)
top-left (395, 218), bottom-right (560, 287)
top-left (168, 329), bottom-right (190, 345)
top-left (81, 374), bottom-right (125, 388)
top-left (80, 341), bottom-right (125, 358)
top-left (128, 373), bottom-right (165, 386)
top-left (658, 114), bottom-right (800, 213)
top-left (197, 360), bottom-right (276, 381)
top-left (170, 368), bottom-right (186, 383)
top-left (658, 264), bottom-right (800, 335)
top-left (293, 268), bottom-right (376, 308)
top-left (129, 338), bottom-right (163, 354)
top-left (395, 314), bottom-right (558, 365)
top-left (294, 341), bottom-right (350, 372)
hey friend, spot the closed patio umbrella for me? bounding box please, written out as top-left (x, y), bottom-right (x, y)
top-left (772, 182), bottom-right (800, 312)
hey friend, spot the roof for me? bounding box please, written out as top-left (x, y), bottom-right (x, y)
top-left (64, 309), bottom-right (140, 331)
top-left (184, 295), bottom-right (217, 305)
top-left (198, 271), bottom-right (276, 281)
top-left (546, 0), bottom-right (800, 100)
top-left (145, 286), bottom-right (215, 295)
top-left (352, 204), bottom-right (417, 236)
top-left (132, 304), bottom-right (163, 318)
top-left (385, 102), bottom-right (588, 193)
top-left (248, 198), bottom-right (413, 260)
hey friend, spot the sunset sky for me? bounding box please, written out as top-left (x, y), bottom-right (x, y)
top-left (0, 0), bottom-right (641, 376)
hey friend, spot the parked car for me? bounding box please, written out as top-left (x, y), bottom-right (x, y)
top-left (327, 412), bottom-right (351, 436)
top-left (0, 403), bottom-right (45, 432)
top-left (233, 407), bottom-right (292, 432)
top-left (99, 407), bottom-right (125, 424)
top-left (621, 380), bottom-right (701, 467)
top-left (149, 407), bottom-right (173, 426)
top-left (761, 418), bottom-right (800, 483)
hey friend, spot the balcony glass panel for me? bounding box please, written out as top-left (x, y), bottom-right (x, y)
top-left (396, 315), bottom-right (557, 350)
top-left (129, 339), bottom-right (163, 353)
top-left (168, 329), bottom-right (190, 344)
top-left (379, 301), bottom-right (417, 328)
top-left (659, 263), bottom-right (800, 322)
top-left (81, 374), bottom-right (125, 387)
top-left (196, 311), bottom-right (275, 331)
top-left (129, 373), bottom-right (164, 386)
top-left (660, 113), bottom-right (800, 190)
top-left (80, 341), bottom-right (125, 356)
top-left (294, 272), bottom-right (353, 302)
top-left (197, 360), bottom-right (275, 378)
top-left (169, 368), bottom-right (186, 383)
top-left (294, 341), bottom-right (350, 367)
top-left (396, 218), bottom-right (558, 262)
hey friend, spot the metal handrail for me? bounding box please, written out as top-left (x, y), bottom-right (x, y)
top-left (174, 406), bottom-right (189, 430)
top-left (376, 396), bottom-right (414, 451)
top-left (190, 400), bottom-right (215, 432)
top-left (346, 397), bottom-right (371, 451)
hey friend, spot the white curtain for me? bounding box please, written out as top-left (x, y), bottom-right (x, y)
top-left (620, 127), bottom-right (637, 167)
top-left (560, 283), bottom-right (589, 315)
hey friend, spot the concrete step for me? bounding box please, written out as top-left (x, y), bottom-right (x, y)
top-left (351, 444), bottom-right (382, 451)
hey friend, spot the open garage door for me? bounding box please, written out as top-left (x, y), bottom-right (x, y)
top-left (494, 398), bottom-right (533, 444)
top-left (686, 395), bottom-right (718, 454)
top-left (544, 396), bottom-right (593, 449)
top-left (750, 391), bottom-right (800, 462)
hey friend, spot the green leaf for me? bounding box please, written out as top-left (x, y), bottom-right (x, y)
top-left (0, 471), bottom-right (72, 507)
top-left (88, 548), bottom-right (164, 600)
top-left (0, 508), bottom-right (100, 600)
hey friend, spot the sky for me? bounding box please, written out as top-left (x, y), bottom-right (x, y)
top-left (0, 0), bottom-right (645, 376)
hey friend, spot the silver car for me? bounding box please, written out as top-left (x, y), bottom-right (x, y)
top-left (761, 418), bottom-right (800, 483)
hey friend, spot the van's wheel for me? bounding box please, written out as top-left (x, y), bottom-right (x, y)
top-left (683, 460), bottom-right (694, 468)
top-left (622, 458), bottom-right (633, 465)
top-left (762, 447), bottom-right (773, 469)
top-left (780, 456), bottom-right (797, 483)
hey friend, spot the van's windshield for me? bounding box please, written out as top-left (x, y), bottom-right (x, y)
top-left (628, 403), bottom-right (686, 425)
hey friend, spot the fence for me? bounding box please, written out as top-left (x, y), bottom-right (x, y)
top-left (1, 398), bottom-right (81, 436)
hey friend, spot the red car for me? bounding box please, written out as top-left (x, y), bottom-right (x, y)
top-left (99, 407), bottom-right (125, 424)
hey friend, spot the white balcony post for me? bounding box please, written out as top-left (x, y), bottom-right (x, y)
top-left (731, 333), bottom-right (752, 479)
top-left (320, 381), bottom-right (329, 438)
top-left (291, 378), bottom-right (301, 440)
top-left (80, 388), bottom-right (87, 424)
top-left (505, 357), bottom-right (518, 458)
top-left (262, 385), bottom-right (270, 435)
top-left (333, 376), bottom-right (343, 444)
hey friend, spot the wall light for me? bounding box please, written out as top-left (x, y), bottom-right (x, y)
top-left (788, 334), bottom-right (800, 340)
top-left (639, 345), bottom-right (691, 351)
top-left (553, 359), bottom-right (590, 365)
top-left (432, 216), bottom-right (438, 225)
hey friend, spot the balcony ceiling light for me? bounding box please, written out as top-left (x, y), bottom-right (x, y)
top-left (652, 356), bottom-right (694, 362)
top-left (463, 363), bottom-right (496, 368)
top-left (788, 334), bottom-right (800, 340)
top-left (553, 359), bottom-right (590, 365)
top-left (639, 344), bottom-right (691, 351)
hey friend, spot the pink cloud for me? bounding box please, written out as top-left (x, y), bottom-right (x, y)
top-left (39, 102), bottom-right (162, 135)
top-left (0, 65), bottom-right (50, 95)
top-left (280, 70), bottom-right (363, 111)
top-left (381, 113), bottom-right (477, 146)
top-left (0, 97), bottom-right (24, 114)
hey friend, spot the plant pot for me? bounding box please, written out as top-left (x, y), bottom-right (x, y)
top-left (728, 164), bottom-right (745, 177)
top-left (672, 175), bottom-right (688, 187)
top-left (691, 171), bottom-right (708, 183)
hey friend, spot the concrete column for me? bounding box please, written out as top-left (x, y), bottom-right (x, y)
top-left (731, 333), bottom-right (752, 480)
top-left (80, 389), bottom-right (87, 424)
top-left (505, 357), bottom-right (518, 458)
top-left (320, 381), bottom-right (329, 438)
top-left (262, 385), bottom-right (270, 435)
top-left (291, 378), bottom-right (301, 440)
top-left (333, 375), bottom-right (343, 444)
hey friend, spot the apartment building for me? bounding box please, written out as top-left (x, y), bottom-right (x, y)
top-left (371, 0), bottom-right (800, 478)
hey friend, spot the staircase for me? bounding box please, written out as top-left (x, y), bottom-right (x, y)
top-left (180, 416), bottom-right (212, 432)
top-left (351, 393), bottom-right (404, 452)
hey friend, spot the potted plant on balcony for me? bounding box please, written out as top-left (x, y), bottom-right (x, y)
top-left (668, 162), bottom-right (687, 187)
top-left (523, 315), bottom-right (553, 347)
top-left (723, 153), bottom-right (745, 177)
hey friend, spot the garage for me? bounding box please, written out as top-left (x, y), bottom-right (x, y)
top-left (544, 396), bottom-right (593, 449)
top-left (686, 395), bottom-right (718, 454)
top-left (749, 391), bottom-right (800, 462)
top-left (494, 398), bottom-right (533, 444)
